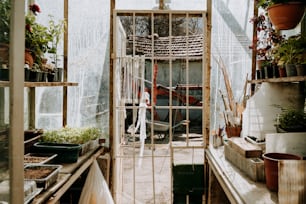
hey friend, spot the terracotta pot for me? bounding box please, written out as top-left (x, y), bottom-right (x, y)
top-left (225, 126), bottom-right (242, 138)
top-left (24, 50), bottom-right (34, 68)
top-left (0, 44), bottom-right (9, 64)
top-left (263, 152), bottom-right (302, 192)
top-left (267, 2), bottom-right (306, 30)
top-left (278, 66), bottom-right (287, 77)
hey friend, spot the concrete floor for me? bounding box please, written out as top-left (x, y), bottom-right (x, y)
top-left (117, 133), bottom-right (205, 204)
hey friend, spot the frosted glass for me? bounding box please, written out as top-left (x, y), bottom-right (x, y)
top-left (33, 0), bottom-right (110, 134)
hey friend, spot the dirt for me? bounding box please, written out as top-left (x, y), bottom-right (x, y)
top-left (24, 166), bottom-right (55, 179)
top-left (24, 155), bottom-right (50, 164)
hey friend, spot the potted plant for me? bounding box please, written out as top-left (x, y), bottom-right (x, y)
top-left (249, 13), bottom-right (284, 78)
top-left (295, 35), bottom-right (306, 76)
top-left (272, 34), bottom-right (305, 76)
top-left (0, 0), bottom-right (10, 45)
top-left (0, 0), bottom-right (10, 80)
top-left (25, 3), bottom-right (66, 81)
top-left (256, 0), bottom-right (305, 30)
top-left (39, 126), bottom-right (101, 156)
top-left (275, 106), bottom-right (306, 132)
top-left (25, 5), bottom-right (66, 69)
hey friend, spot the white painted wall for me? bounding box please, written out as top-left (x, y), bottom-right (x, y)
top-left (242, 82), bottom-right (305, 141)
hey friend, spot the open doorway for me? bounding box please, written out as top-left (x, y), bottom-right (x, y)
top-left (113, 9), bottom-right (209, 203)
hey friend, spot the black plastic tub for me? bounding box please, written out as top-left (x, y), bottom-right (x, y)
top-left (33, 142), bottom-right (81, 163)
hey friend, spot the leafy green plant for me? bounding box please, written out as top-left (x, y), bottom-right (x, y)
top-left (0, 1), bottom-right (66, 67)
top-left (25, 14), bottom-right (52, 66)
top-left (275, 106), bottom-right (306, 132)
top-left (272, 34), bottom-right (305, 65)
top-left (41, 127), bottom-right (101, 144)
top-left (256, 0), bottom-right (304, 9)
top-left (25, 11), bottom-right (66, 67)
top-left (0, 0), bottom-right (10, 44)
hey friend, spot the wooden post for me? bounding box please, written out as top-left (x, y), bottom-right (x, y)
top-left (251, 1), bottom-right (258, 95)
top-left (279, 160), bottom-right (306, 204)
top-left (110, 0), bottom-right (115, 199)
top-left (62, 0), bottom-right (68, 127)
top-left (10, 0), bottom-right (25, 203)
top-left (204, 0), bottom-right (212, 148)
top-left (29, 87), bottom-right (35, 129)
top-left (159, 0), bottom-right (164, 10)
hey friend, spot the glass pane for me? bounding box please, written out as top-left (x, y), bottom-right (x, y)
top-left (0, 88), bottom-right (9, 175)
top-left (154, 14), bottom-right (169, 38)
top-left (0, 0), bottom-right (10, 200)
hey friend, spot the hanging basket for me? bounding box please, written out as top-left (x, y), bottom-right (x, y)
top-left (267, 2), bottom-right (305, 30)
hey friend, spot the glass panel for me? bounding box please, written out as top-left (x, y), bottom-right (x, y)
top-left (0, 87), bottom-right (9, 172)
top-left (0, 87), bottom-right (9, 202)
top-left (0, 0), bottom-right (10, 201)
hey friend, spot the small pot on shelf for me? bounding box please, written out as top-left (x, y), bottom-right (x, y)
top-left (278, 65), bottom-right (287, 77)
top-left (296, 64), bottom-right (306, 76)
top-left (285, 64), bottom-right (297, 77)
top-left (0, 68), bottom-right (9, 81)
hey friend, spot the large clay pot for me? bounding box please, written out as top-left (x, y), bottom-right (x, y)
top-left (267, 2), bottom-right (305, 30)
top-left (262, 152), bottom-right (302, 192)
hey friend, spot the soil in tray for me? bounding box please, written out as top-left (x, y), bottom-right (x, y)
top-left (24, 166), bottom-right (56, 179)
top-left (24, 156), bottom-right (50, 164)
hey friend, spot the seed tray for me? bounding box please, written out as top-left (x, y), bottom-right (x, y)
top-left (24, 164), bottom-right (62, 190)
top-left (24, 153), bottom-right (57, 165)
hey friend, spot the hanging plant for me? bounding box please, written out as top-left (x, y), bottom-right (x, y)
top-left (249, 13), bottom-right (284, 62)
top-left (256, 0), bottom-right (306, 30)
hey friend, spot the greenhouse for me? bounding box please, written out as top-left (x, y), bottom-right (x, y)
top-left (0, 0), bottom-right (305, 203)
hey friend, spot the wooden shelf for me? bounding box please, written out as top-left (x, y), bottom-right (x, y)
top-left (248, 76), bottom-right (306, 84)
top-left (0, 81), bottom-right (78, 87)
top-left (206, 146), bottom-right (277, 203)
top-left (32, 146), bottom-right (104, 204)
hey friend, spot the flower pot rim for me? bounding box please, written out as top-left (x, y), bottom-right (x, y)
top-left (267, 2), bottom-right (305, 10)
top-left (262, 152), bottom-right (302, 161)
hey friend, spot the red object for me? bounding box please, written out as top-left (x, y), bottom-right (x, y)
top-left (29, 4), bottom-right (41, 15)
top-left (263, 153), bottom-right (302, 192)
top-left (267, 2), bottom-right (305, 30)
top-left (153, 63), bottom-right (158, 106)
